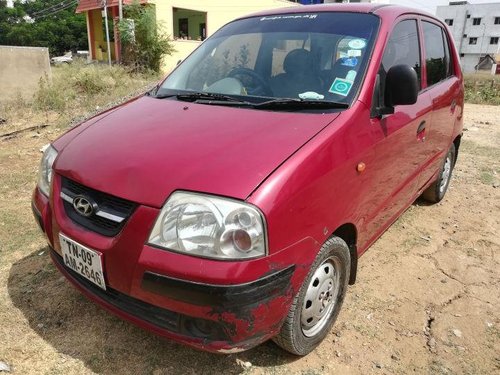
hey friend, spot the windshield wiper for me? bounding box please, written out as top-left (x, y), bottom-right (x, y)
top-left (155, 91), bottom-right (249, 103)
top-left (254, 98), bottom-right (349, 110)
top-left (153, 92), bottom-right (349, 110)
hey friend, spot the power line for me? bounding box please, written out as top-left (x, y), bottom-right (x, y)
top-left (31, 0), bottom-right (77, 18)
top-left (31, 0), bottom-right (76, 16)
top-left (32, 0), bottom-right (78, 19)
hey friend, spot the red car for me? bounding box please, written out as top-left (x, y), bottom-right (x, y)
top-left (32, 3), bottom-right (463, 355)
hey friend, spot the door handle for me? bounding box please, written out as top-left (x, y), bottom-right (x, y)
top-left (417, 121), bottom-right (426, 134)
top-left (416, 121), bottom-right (426, 142)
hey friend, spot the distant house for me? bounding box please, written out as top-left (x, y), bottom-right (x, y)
top-left (76, 0), bottom-right (297, 71)
top-left (436, 1), bottom-right (500, 73)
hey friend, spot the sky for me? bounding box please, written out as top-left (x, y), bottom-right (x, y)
top-left (378, 0), bottom-right (500, 14)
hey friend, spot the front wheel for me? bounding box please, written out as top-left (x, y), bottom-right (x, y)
top-left (273, 237), bottom-right (350, 355)
top-left (422, 143), bottom-right (456, 203)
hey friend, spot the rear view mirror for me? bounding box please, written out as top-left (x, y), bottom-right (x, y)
top-left (385, 64), bottom-right (419, 107)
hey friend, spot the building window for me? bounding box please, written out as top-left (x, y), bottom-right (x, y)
top-left (469, 37), bottom-right (478, 44)
top-left (173, 7), bottom-right (207, 41)
top-left (472, 17), bottom-right (481, 25)
top-left (495, 17), bottom-right (500, 25)
top-left (460, 53), bottom-right (465, 57)
top-left (445, 19), bottom-right (454, 26)
top-left (463, 34), bottom-right (467, 38)
top-left (491, 37), bottom-right (499, 45)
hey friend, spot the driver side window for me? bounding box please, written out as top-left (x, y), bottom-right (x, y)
top-left (381, 19), bottom-right (422, 93)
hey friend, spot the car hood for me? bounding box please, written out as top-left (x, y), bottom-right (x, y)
top-left (55, 96), bottom-right (338, 207)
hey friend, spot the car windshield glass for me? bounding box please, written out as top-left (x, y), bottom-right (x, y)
top-left (157, 12), bottom-right (380, 108)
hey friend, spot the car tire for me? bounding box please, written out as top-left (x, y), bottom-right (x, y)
top-left (273, 236), bottom-right (350, 356)
top-left (422, 143), bottom-right (456, 203)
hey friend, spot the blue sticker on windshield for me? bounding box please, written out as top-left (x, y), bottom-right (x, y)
top-left (340, 57), bottom-right (358, 67)
top-left (329, 78), bottom-right (353, 97)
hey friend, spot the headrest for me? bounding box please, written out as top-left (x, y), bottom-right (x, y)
top-left (283, 49), bottom-right (313, 75)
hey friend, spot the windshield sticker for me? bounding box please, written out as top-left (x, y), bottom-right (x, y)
top-left (329, 78), bottom-right (353, 97)
top-left (346, 70), bottom-right (357, 82)
top-left (299, 91), bottom-right (325, 100)
top-left (348, 39), bottom-right (367, 49)
top-left (340, 57), bottom-right (358, 67)
top-left (348, 49), bottom-right (362, 57)
top-left (260, 14), bottom-right (318, 21)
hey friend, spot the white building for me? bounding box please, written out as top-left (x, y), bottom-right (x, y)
top-left (437, 1), bottom-right (500, 73)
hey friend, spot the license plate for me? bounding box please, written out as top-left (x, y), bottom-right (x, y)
top-left (59, 233), bottom-right (106, 290)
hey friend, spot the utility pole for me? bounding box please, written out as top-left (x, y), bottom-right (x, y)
top-left (102, 0), bottom-right (112, 66)
top-left (118, 0), bottom-right (123, 64)
top-left (476, 22), bottom-right (486, 73)
top-left (119, 0), bottom-right (123, 20)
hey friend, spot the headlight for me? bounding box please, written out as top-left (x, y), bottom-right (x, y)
top-left (148, 192), bottom-right (267, 260)
top-left (37, 145), bottom-right (58, 196)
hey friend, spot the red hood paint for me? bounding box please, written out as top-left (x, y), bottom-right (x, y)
top-left (54, 96), bottom-right (338, 207)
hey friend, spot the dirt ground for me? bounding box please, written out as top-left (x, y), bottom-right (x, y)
top-left (0, 104), bottom-right (498, 375)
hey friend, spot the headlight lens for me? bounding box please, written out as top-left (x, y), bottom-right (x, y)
top-left (148, 192), bottom-right (267, 260)
top-left (37, 145), bottom-right (58, 196)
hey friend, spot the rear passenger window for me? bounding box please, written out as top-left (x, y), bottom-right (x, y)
top-left (423, 21), bottom-right (453, 86)
top-left (381, 20), bottom-right (421, 88)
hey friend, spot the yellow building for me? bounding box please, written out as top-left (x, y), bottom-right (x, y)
top-left (76, 0), bottom-right (298, 71)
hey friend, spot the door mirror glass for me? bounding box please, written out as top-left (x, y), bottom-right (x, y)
top-left (385, 64), bottom-right (419, 106)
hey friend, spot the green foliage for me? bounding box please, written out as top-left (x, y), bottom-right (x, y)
top-left (118, 1), bottom-right (175, 72)
top-left (464, 74), bottom-right (500, 105)
top-left (0, 0), bottom-right (87, 56)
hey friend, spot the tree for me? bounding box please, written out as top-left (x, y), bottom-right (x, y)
top-left (0, 0), bottom-right (87, 56)
top-left (118, 1), bottom-right (174, 72)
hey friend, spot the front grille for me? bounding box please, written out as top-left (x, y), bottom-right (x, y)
top-left (61, 177), bottom-right (137, 237)
top-left (51, 250), bottom-right (229, 341)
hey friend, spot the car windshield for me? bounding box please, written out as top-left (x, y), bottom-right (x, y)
top-left (157, 12), bottom-right (380, 109)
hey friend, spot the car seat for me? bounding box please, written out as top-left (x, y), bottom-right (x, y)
top-left (270, 49), bottom-right (323, 98)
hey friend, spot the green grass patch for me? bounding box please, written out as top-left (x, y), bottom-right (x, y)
top-left (464, 73), bottom-right (500, 105)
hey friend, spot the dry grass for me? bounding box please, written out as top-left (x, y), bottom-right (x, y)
top-left (0, 59), bottom-right (160, 136)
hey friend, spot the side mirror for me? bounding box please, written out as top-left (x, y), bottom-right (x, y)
top-left (385, 64), bottom-right (419, 107)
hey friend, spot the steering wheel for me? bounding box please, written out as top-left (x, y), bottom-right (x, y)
top-left (228, 67), bottom-right (273, 97)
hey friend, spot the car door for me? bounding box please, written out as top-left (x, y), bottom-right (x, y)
top-left (362, 18), bottom-right (433, 244)
top-left (416, 19), bottom-right (461, 191)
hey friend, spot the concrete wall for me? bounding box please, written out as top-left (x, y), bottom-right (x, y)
top-left (88, 8), bottom-right (116, 62)
top-left (0, 46), bottom-right (51, 103)
top-left (151, 0), bottom-right (298, 71)
top-left (437, 3), bottom-right (500, 72)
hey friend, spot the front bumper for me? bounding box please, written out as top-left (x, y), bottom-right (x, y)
top-left (32, 180), bottom-right (315, 352)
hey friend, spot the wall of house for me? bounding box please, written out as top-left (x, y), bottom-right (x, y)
top-left (88, 8), bottom-right (116, 62)
top-left (437, 3), bottom-right (500, 73)
top-left (151, 0), bottom-right (297, 71)
top-left (0, 46), bottom-right (51, 103)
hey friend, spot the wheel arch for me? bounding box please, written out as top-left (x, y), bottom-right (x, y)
top-left (332, 223), bottom-right (358, 285)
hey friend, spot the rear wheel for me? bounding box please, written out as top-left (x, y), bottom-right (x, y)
top-left (273, 237), bottom-right (350, 355)
top-left (422, 143), bottom-right (456, 203)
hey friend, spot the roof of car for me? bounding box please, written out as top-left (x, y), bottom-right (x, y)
top-left (241, 3), bottom-right (434, 20)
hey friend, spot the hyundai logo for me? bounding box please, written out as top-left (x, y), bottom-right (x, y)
top-left (73, 196), bottom-right (96, 217)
